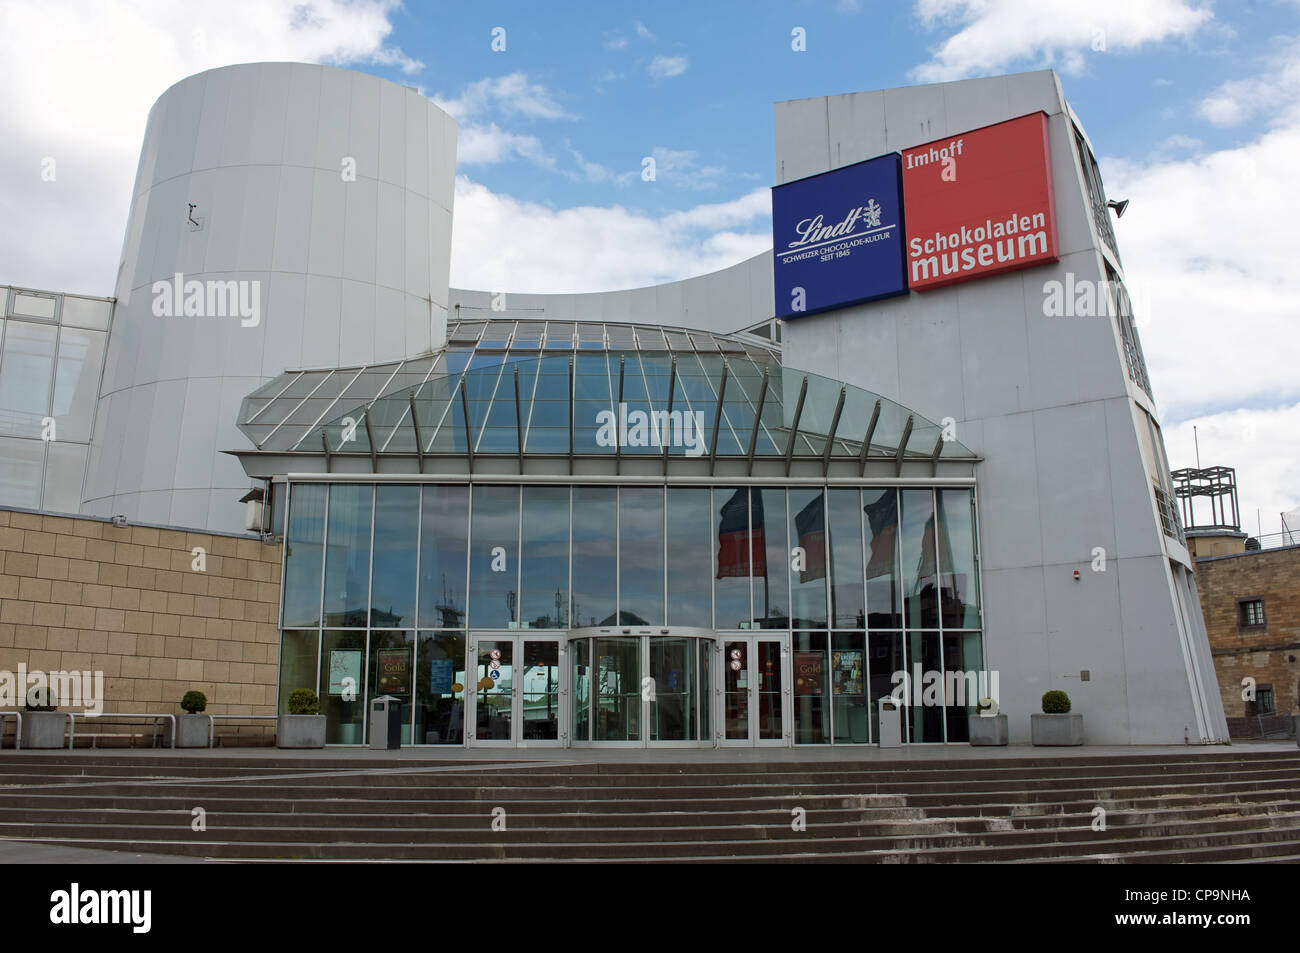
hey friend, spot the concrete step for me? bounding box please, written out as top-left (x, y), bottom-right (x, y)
top-left (1, 750), bottom-right (1295, 862)
top-left (10, 820), bottom-right (1300, 862)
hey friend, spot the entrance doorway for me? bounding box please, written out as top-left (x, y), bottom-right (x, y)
top-left (467, 634), bottom-right (564, 747)
top-left (720, 635), bottom-right (790, 746)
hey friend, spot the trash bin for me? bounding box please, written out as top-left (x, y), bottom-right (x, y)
top-left (369, 695), bottom-right (402, 750)
top-left (877, 697), bottom-right (902, 748)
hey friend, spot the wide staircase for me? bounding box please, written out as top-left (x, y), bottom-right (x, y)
top-left (0, 750), bottom-right (1297, 862)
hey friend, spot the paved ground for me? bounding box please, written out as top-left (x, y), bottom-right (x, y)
top-left (0, 740), bottom-right (1293, 762)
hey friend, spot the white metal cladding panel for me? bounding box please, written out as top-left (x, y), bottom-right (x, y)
top-left (249, 64), bottom-right (292, 166)
top-left (348, 72), bottom-right (381, 180)
top-left (404, 90), bottom-right (430, 200)
top-left (236, 165), bottom-right (282, 272)
top-left (272, 166), bottom-right (315, 274)
top-left (342, 175), bottom-right (380, 286)
top-left (282, 65), bottom-right (323, 168)
top-left (404, 192), bottom-right (430, 298)
top-left (378, 79), bottom-right (406, 187)
top-left (314, 66), bottom-right (352, 171)
top-left (175, 377), bottom-right (224, 487)
top-left (1032, 401), bottom-right (1118, 566)
top-left (218, 64), bottom-right (257, 169)
top-left (953, 269), bottom-right (1033, 421)
top-left (340, 279), bottom-right (376, 363)
top-left (307, 167), bottom-right (347, 278)
top-left (261, 274), bottom-right (307, 377)
top-left (376, 181), bottom-right (406, 292)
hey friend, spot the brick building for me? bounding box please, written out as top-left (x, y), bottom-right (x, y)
top-left (1194, 544), bottom-right (1300, 738)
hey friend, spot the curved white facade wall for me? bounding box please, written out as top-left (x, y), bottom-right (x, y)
top-left (84, 62), bottom-right (455, 531)
top-left (449, 252), bottom-right (773, 336)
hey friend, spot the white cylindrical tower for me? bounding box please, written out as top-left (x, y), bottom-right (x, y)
top-left (84, 62), bottom-right (456, 531)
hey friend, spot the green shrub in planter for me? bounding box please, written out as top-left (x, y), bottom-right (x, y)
top-left (288, 688), bottom-right (320, 715)
top-left (181, 690), bottom-right (207, 714)
top-left (1041, 690), bottom-right (1071, 714)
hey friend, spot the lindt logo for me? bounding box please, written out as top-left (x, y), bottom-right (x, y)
top-left (787, 199), bottom-right (883, 250)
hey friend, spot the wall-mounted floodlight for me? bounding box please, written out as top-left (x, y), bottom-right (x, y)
top-left (1107, 199), bottom-right (1129, 218)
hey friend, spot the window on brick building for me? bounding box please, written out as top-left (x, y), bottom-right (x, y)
top-left (1238, 598), bottom-right (1266, 628)
top-left (1257, 685), bottom-right (1275, 715)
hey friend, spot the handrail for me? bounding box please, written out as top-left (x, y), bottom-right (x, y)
top-left (0, 711), bottom-right (21, 750)
top-left (69, 712), bottom-right (176, 749)
top-left (207, 714), bottom-right (277, 748)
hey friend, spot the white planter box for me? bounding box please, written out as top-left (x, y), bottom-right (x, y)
top-left (277, 714), bottom-right (326, 748)
top-left (21, 711), bottom-right (68, 749)
top-left (173, 714), bottom-right (210, 748)
top-left (968, 713), bottom-right (1009, 746)
top-left (1031, 712), bottom-right (1084, 746)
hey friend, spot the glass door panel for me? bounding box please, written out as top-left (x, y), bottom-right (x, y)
top-left (594, 637), bottom-right (640, 741)
top-left (521, 639), bottom-right (561, 742)
top-left (650, 637), bottom-right (695, 741)
top-left (723, 640), bottom-right (750, 742)
top-left (473, 639), bottom-right (514, 743)
top-left (757, 638), bottom-right (786, 743)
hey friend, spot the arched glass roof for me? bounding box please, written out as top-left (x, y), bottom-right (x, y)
top-left (235, 318), bottom-right (977, 476)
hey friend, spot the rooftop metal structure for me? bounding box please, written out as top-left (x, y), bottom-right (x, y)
top-left (1171, 465), bottom-right (1240, 532)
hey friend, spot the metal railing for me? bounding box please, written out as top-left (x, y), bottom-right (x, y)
top-left (207, 714), bottom-right (277, 748)
top-left (69, 712), bottom-right (176, 749)
top-left (1245, 531), bottom-right (1300, 552)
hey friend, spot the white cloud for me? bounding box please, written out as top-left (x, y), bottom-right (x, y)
top-left (0, 0), bottom-right (419, 296)
top-left (432, 72), bottom-right (572, 122)
top-left (647, 147), bottom-right (725, 190)
top-left (1103, 120), bottom-right (1300, 424)
top-left (1163, 405), bottom-right (1300, 540)
top-left (458, 124), bottom-right (553, 167)
top-left (634, 21), bottom-right (655, 41)
top-left (1098, 39), bottom-right (1300, 536)
top-left (603, 31), bottom-right (628, 50)
top-left (566, 147), bottom-right (635, 185)
top-left (648, 55), bottom-right (689, 79)
top-left (1197, 36), bottom-right (1300, 126)
top-left (449, 177), bottom-right (771, 294)
top-left (910, 0), bottom-right (1212, 81)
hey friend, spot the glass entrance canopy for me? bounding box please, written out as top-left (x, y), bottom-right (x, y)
top-left (235, 318), bottom-right (978, 478)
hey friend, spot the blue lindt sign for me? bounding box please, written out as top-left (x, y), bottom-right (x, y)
top-left (771, 154), bottom-right (908, 319)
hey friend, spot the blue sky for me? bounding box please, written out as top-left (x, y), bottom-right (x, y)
top-left (0, 0), bottom-right (1296, 531)
top-left (350, 0), bottom-right (1287, 214)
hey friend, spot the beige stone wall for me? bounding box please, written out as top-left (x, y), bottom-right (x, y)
top-left (0, 507), bottom-right (282, 744)
top-left (1195, 546), bottom-right (1300, 734)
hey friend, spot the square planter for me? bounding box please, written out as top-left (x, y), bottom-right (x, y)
top-left (169, 714), bottom-right (211, 748)
top-left (968, 712), bottom-right (1008, 746)
top-left (277, 714), bottom-right (326, 748)
top-left (1031, 712), bottom-right (1084, 746)
top-left (21, 711), bottom-right (68, 749)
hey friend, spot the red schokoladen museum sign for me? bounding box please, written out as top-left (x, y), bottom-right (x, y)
top-left (900, 111), bottom-right (1059, 291)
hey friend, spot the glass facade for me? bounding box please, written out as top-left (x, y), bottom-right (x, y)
top-left (0, 287), bottom-right (112, 513)
top-left (276, 481), bottom-right (984, 746)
